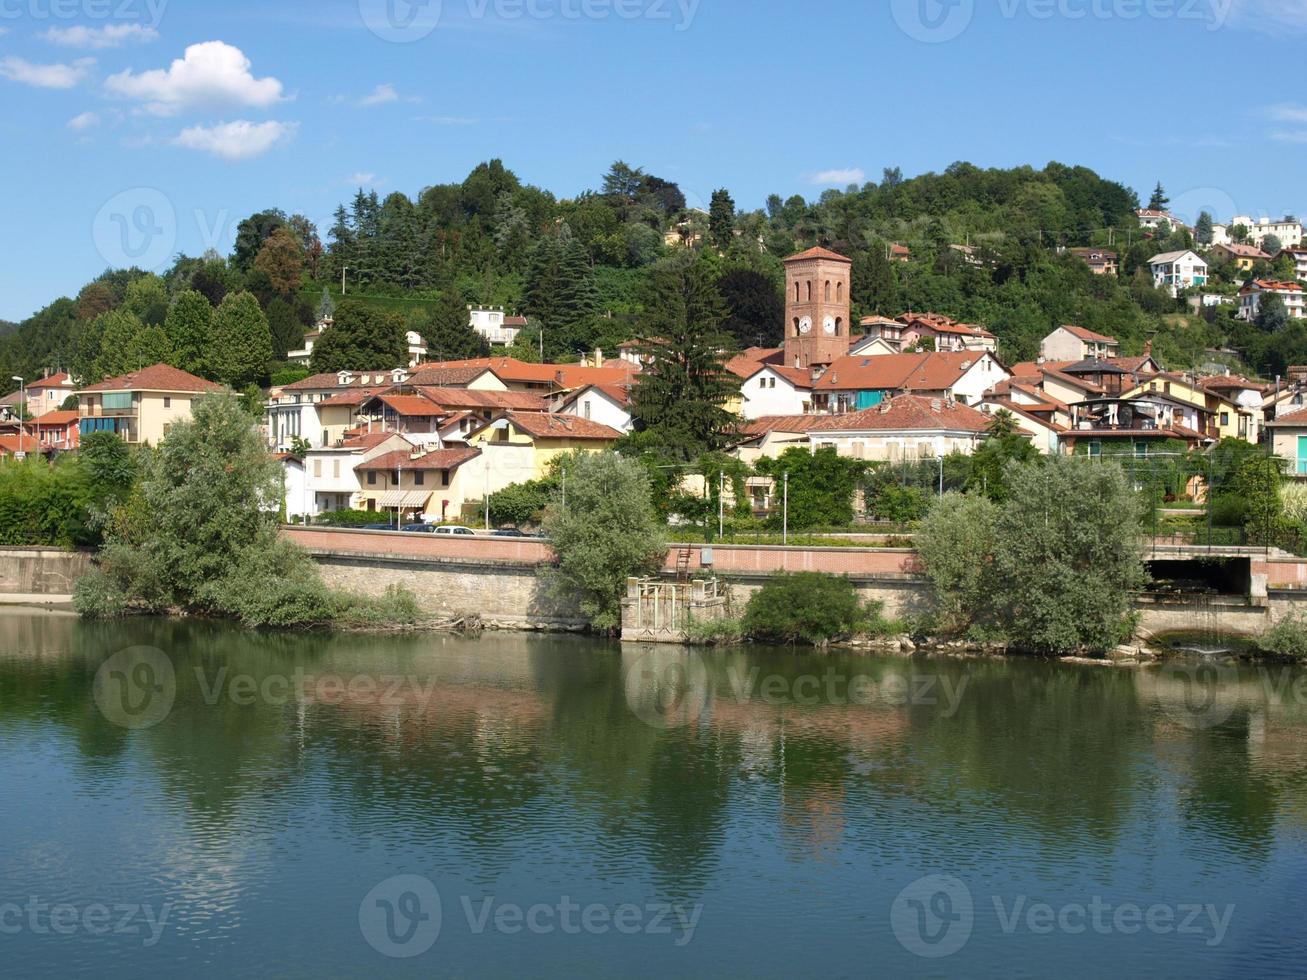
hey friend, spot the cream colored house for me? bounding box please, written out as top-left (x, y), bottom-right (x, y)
top-left (77, 364), bottom-right (223, 445)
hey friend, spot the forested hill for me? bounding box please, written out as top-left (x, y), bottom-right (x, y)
top-left (0, 159), bottom-right (1289, 395)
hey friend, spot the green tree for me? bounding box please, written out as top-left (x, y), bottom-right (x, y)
top-left (232, 208), bottom-right (288, 272)
top-left (92, 309), bottom-right (172, 379)
top-left (420, 284), bottom-right (490, 361)
top-left (991, 456), bottom-right (1147, 654)
top-left (756, 447), bottom-right (863, 529)
top-left (708, 189), bottom-right (735, 250)
top-left (916, 492), bottom-right (1000, 634)
top-left (1256, 291), bottom-right (1290, 333)
top-left (718, 269), bottom-right (785, 348)
top-left (210, 291), bottom-right (273, 389)
top-left (310, 300), bottom-right (407, 373)
top-left (742, 573), bottom-right (872, 646)
top-left (165, 290), bottom-right (214, 377)
top-left (629, 256), bottom-right (739, 459)
top-left (541, 452), bottom-right (666, 631)
top-left (1148, 182), bottom-right (1169, 211)
top-left (1195, 211), bottom-right (1214, 246)
top-left (123, 274), bottom-right (169, 325)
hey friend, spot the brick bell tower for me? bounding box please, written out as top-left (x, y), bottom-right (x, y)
top-left (783, 247), bottom-right (852, 370)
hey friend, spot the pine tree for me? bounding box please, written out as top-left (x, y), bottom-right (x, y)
top-left (1148, 183), bottom-right (1169, 211)
top-left (1195, 211), bottom-right (1214, 246)
top-left (554, 240), bottom-right (600, 353)
top-left (210, 291), bottom-right (273, 389)
top-left (709, 189), bottom-right (736, 250)
top-left (165, 290), bottom-right (214, 377)
top-left (852, 247), bottom-right (898, 316)
top-left (629, 255), bottom-right (739, 459)
top-left (422, 282), bottom-right (489, 361)
top-left (309, 300), bottom-right (406, 374)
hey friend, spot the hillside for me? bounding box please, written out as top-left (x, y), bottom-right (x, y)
top-left (0, 159), bottom-right (1285, 394)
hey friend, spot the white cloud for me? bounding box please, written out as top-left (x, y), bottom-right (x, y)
top-left (67, 111), bottom-right (100, 130)
top-left (173, 119), bottom-right (296, 161)
top-left (1268, 103), bottom-right (1307, 123)
top-left (810, 168), bottom-right (866, 186)
top-left (42, 24), bottom-right (159, 49)
top-left (0, 56), bottom-right (94, 89)
top-left (357, 83), bottom-right (398, 107)
top-left (346, 172), bottom-right (377, 186)
top-left (415, 115), bottom-right (477, 125)
top-left (0, 27), bottom-right (9, 37)
top-left (105, 41), bottom-right (285, 116)
top-left (1271, 130), bottom-right (1307, 144)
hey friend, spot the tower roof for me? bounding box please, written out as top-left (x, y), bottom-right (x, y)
top-left (783, 246), bottom-right (852, 264)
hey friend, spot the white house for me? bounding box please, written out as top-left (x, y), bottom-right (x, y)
top-left (1230, 216), bottom-right (1303, 250)
top-left (1150, 250), bottom-right (1209, 298)
top-left (803, 394), bottom-right (993, 461)
top-left (1238, 279), bottom-right (1306, 321)
top-left (284, 432), bottom-right (414, 519)
top-left (1137, 208), bottom-right (1182, 232)
top-left (1277, 247), bottom-right (1307, 281)
top-left (1040, 325), bottom-right (1119, 362)
top-left (735, 364), bottom-right (813, 419)
top-left (469, 306), bottom-right (525, 348)
top-left (552, 383), bottom-right (634, 433)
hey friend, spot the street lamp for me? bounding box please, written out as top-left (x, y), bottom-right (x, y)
top-left (10, 376), bottom-right (24, 456)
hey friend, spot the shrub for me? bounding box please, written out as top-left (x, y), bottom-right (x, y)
top-left (313, 509), bottom-right (389, 528)
top-left (72, 568), bottom-right (128, 619)
top-left (871, 484), bottom-right (931, 523)
top-left (742, 573), bottom-right (870, 646)
top-left (684, 616), bottom-right (745, 646)
top-left (1256, 613), bottom-right (1307, 662)
top-left (916, 492), bottom-right (1000, 635)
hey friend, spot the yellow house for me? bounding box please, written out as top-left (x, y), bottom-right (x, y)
top-left (1124, 373), bottom-right (1260, 443)
top-left (76, 364), bottom-right (223, 445)
top-left (354, 446), bottom-right (483, 523)
top-left (462, 411), bottom-right (624, 498)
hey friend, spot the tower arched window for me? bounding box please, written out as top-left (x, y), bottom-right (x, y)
top-left (794, 281), bottom-right (801, 302)
top-left (806, 281), bottom-right (812, 302)
top-left (835, 317), bottom-right (843, 336)
top-left (837, 281), bottom-right (844, 302)
top-left (793, 318), bottom-right (800, 337)
top-left (825, 280), bottom-right (832, 302)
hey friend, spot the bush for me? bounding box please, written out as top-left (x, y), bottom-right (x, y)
top-left (683, 616), bottom-right (745, 646)
top-left (917, 492), bottom-right (1000, 635)
top-left (871, 484), bottom-right (931, 523)
top-left (313, 509), bottom-right (389, 528)
top-left (543, 452), bottom-right (666, 631)
top-left (72, 568), bottom-right (128, 619)
top-left (742, 573), bottom-right (871, 646)
top-left (1256, 613), bottom-right (1307, 662)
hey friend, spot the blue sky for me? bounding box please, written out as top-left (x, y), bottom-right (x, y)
top-left (1, 0), bottom-right (1305, 321)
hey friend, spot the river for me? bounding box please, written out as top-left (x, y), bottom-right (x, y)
top-left (1, 609), bottom-right (1305, 977)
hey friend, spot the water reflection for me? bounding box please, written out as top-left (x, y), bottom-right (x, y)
top-left (1, 610), bottom-right (1306, 977)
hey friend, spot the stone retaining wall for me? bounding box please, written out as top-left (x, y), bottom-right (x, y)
top-left (0, 547), bottom-right (92, 596)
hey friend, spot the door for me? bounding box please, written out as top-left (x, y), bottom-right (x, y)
top-left (1298, 436), bottom-right (1307, 476)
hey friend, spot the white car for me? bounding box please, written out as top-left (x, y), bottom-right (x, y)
top-left (435, 526), bottom-right (477, 536)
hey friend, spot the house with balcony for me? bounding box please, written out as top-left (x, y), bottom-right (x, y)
top-left (31, 410), bottom-right (80, 451)
top-left (1269, 407), bottom-right (1307, 477)
top-left (23, 372), bottom-right (77, 414)
top-left (289, 316), bottom-right (428, 369)
top-left (1276, 247), bottom-right (1307, 281)
top-left (1150, 250), bottom-right (1208, 298)
top-left (1210, 243), bottom-right (1270, 273)
top-left (895, 313), bottom-right (998, 353)
top-left (1238, 279), bottom-right (1306, 321)
top-left (803, 394), bottom-right (992, 461)
top-left (810, 350), bottom-right (1009, 413)
top-left (354, 446), bottom-right (484, 525)
top-left (468, 306), bottom-right (526, 348)
top-left (76, 364), bottom-right (222, 444)
top-left (1066, 248), bottom-right (1118, 276)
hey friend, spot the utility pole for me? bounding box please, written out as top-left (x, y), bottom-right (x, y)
top-left (341, 267), bottom-right (348, 296)
top-left (718, 470), bottom-right (725, 540)
top-left (561, 468), bottom-right (567, 514)
top-left (10, 376), bottom-right (24, 457)
top-left (484, 453), bottom-right (491, 530)
top-left (782, 471), bottom-right (789, 546)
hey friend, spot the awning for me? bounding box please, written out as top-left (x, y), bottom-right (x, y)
top-left (376, 490), bottom-right (431, 508)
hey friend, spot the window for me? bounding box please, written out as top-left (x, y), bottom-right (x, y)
top-left (313, 460), bottom-right (323, 478)
top-left (824, 280), bottom-right (832, 302)
top-left (794, 282), bottom-right (800, 302)
top-left (806, 281), bottom-right (812, 301)
top-left (440, 470), bottom-right (450, 488)
top-left (367, 472), bottom-right (377, 486)
top-left (583, 401), bottom-right (592, 420)
top-left (163, 397), bottom-right (171, 409)
top-left (333, 460), bottom-right (341, 479)
top-left (414, 471), bottom-right (425, 487)
top-left (836, 282), bottom-right (843, 302)
top-left (793, 318), bottom-right (800, 336)
top-left (835, 317), bottom-right (843, 336)
top-left (1220, 413), bottom-right (1230, 426)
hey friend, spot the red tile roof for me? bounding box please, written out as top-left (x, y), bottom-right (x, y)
top-left (813, 351), bottom-right (1000, 393)
top-left (340, 431), bottom-right (408, 450)
top-left (784, 246), bottom-right (852, 264)
top-left (1216, 244), bottom-right (1270, 259)
top-left (356, 447), bottom-right (481, 472)
top-left (1062, 325), bottom-right (1118, 344)
top-left (740, 415), bottom-right (833, 437)
top-left (810, 395), bottom-right (992, 433)
top-left (319, 387), bottom-right (386, 408)
top-left (561, 383), bottom-right (634, 408)
top-left (497, 411), bottom-right (623, 441)
top-left (1247, 279), bottom-right (1303, 293)
top-left (416, 357), bottom-right (638, 389)
top-left (375, 394), bottom-right (446, 417)
top-left (416, 387), bottom-right (548, 412)
top-left (26, 372), bottom-right (73, 390)
top-left (78, 364), bottom-right (222, 394)
top-left (32, 410), bottom-right (79, 426)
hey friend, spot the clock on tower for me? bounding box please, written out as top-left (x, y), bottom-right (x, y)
top-left (782, 246), bottom-right (852, 370)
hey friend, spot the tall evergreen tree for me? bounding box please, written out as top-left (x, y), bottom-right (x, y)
top-left (1195, 211), bottom-right (1214, 246)
top-left (210, 291), bottom-right (273, 389)
top-left (421, 282), bottom-right (490, 361)
top-left (165, 290), bottom-right (214, 377)
top-left (1148, 182), bottom-right (1169, 211)
top-left (629, 255), bottom-right (739, 459)
top-left (709, 189), bottom-right (736, 250)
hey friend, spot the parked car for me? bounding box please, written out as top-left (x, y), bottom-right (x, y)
top-left (361, 523), bottom-right (396, 531)
top-left (493, 528), bottom-right (528, 538)
top-left (402, 523), bottom-right (438, 534)
top-left (435, 526), bottom-right (477, 536)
